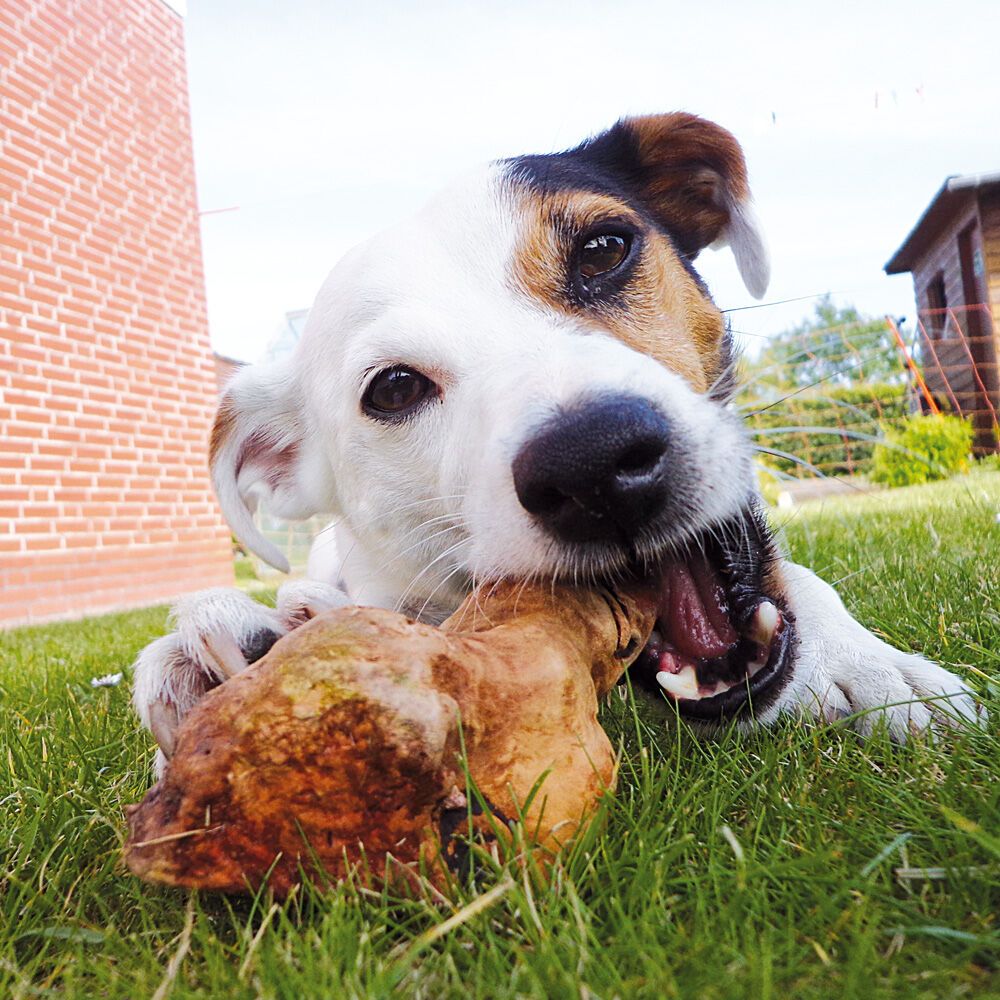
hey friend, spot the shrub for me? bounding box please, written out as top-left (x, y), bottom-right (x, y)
top-left (976, 452), bottom-right (1000, 472)
top-left (747, 382), bottom-right (909, 479)
top-left (870, 413), bottom-right (974, 487)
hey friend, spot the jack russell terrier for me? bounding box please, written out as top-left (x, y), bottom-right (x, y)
top-left (133, 112), bottom-right (980, 774)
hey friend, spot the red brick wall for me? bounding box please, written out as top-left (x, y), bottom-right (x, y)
top-left (0, 0), bottom-right (234, 627)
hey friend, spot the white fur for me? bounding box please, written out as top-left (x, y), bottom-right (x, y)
top-left (132, 580), bottom-right (347, 775)
top-left (211, 362), bottom-right (336, 572)
top-left (708, 197), bottom-right (770, 300)
top-left (216, 166), bottom-right (756, 610)
top-left (133, 155), bottom-right (980, 758)
top-left (726, 200), bottom-right (771, 300)
top-left (750, 563), bottom-right (982, 738)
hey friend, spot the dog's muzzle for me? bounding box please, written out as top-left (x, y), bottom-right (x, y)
top-left (512, 394), bottom-right (675, 544)
top-left (628, 507), bottom-right (795, 720)
top-left (512, 397), bottom-right (792, 720)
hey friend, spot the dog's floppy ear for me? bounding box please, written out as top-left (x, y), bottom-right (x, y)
top-left (593, 113), bottom-right (769, 299)
top-left (210, 363), bottom-right (330, 573)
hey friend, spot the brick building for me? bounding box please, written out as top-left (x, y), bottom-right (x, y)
top-left (0, 0), bottom-right (234, 627)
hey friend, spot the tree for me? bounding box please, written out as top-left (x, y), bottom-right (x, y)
top-left (745, 295), bottom-right (903, 390)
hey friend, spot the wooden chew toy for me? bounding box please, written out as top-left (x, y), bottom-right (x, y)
top-left (124, 582), bottom-right (656, 896)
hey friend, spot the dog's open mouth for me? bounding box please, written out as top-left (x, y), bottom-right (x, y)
top-left (628, 508), bottom-right (795, 720)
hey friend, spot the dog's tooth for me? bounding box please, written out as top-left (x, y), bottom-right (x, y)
top-left (656, 666), bottom-right (701, 700)
top-left (749, 600), bottom-right (780, 645)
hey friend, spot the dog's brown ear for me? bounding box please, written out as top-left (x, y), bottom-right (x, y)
top-left (210, 363), bottom-right (331, 573)
top-left (611, 113), bottom-right (769, 298)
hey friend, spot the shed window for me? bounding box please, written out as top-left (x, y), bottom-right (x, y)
top-left (926, 273), bottom-right (947, 338)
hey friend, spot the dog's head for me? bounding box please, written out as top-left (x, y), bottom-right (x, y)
top-left (211, 113), bottom-right (792, 718)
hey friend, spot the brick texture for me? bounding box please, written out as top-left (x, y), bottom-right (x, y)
top-left (0, 0), bottom-right (234, 627)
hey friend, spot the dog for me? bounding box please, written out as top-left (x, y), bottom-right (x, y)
top-left (133, 112), bottom-right (980, 774)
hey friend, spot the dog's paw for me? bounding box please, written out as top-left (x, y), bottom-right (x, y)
top-left (771, 563), bottom-right (982, 740)
top-left (132, 580), bottom-right (350, 773)
top-left (781, 639), bottom-right (981, 740)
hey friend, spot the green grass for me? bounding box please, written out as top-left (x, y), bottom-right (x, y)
top-left (2, 473), bottom-right (999, 998)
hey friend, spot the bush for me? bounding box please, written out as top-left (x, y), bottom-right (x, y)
top-left (747, 382), bottom-right (909, 479)
top-left (976, 452), bottom-right (1000, 472)
top-left (870, 413), bottom-right (974, 487)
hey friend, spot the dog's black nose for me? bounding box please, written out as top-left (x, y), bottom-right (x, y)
top-left (512, 395), bottom-right (672, 544)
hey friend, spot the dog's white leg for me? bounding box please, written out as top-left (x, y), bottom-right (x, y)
top-left (132, 580), bottom-right (350, 774)
top-left (764, 561), bottom-right (982, 739)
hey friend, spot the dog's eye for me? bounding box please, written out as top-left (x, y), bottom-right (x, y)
top-left (579, 233), bottom-right (630, 279)
top-left (362, 365), bottom-right (437, 419)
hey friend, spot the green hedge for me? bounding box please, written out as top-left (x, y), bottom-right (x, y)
top-left (870, 413), bottom-right (974, 487)
top-left (746, 382), bottom-right (910, 479)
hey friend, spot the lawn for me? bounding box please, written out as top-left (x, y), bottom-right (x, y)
top-left (2, 473), bottom-right (999, 999)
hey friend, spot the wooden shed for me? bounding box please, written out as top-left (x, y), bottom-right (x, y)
top-left (885, 174), bottom-right (1000, 453)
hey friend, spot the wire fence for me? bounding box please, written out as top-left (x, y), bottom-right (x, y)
top-left (742, 304), bottom-right (1000, 492)
top-left (897, 304), bottom-right (1000, 454)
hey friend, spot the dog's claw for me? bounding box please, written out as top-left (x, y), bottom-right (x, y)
top-left (203, 630), bottom-right (251, 679)
top-left (148, 698), bottom-right (179, 758)
top-left (133, 581), bottom-right (352, 776)
top-left (770, 562), bottom-right (985, 740)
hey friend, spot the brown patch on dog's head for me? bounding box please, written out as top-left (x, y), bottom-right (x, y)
top-left (209, 397), bottom-right (237, 470)
top-left (504, 113), bottom-right (767, 395)
top-left (211, 397), bottom-right (300, 493)
top-left (625, 113), bottom-right (750, 257)
top-left (510, 188), bottom-right (725, 392)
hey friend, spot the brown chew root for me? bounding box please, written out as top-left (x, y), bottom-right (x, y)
top-left (124, 582), bottom-right (657, 896)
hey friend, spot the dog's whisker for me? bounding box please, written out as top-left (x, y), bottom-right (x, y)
top-left (332, 534), bottom-right (360, 595)
top-left (343, 494), bottom-right (468, 535)
top-left (319, 495), bottom-right (471, 597)
top-left (360, 524), bottom-right (463, 582)
top-left (378, 515), bottom-right (464, 553)
top-left (481, 575), bottom-right (508, 609)
top-left (381, 492), bottom-right (469, 514)
top-left (393, 537), bottom-right (472, 615)
top-left (356, 524), bottom-right (468, 600)
top-left (412, 561), bottom-right (471, 623)
top-left (467, 568), bottom-right (489, 629)
top-left (510, 573), bottom-right (535, 619)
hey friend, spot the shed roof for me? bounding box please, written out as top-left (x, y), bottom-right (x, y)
top-left (884, 172), bottom-right (1000, 275)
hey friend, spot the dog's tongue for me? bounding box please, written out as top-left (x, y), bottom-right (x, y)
top-left (661, 557), bottom-right (737, 660)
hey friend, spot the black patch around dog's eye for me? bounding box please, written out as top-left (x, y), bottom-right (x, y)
top-left (362, 365), bottom-right (438, 422)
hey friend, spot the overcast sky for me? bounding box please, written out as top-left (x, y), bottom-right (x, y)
top-left (183, 0), bottom-right (1000, 363)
